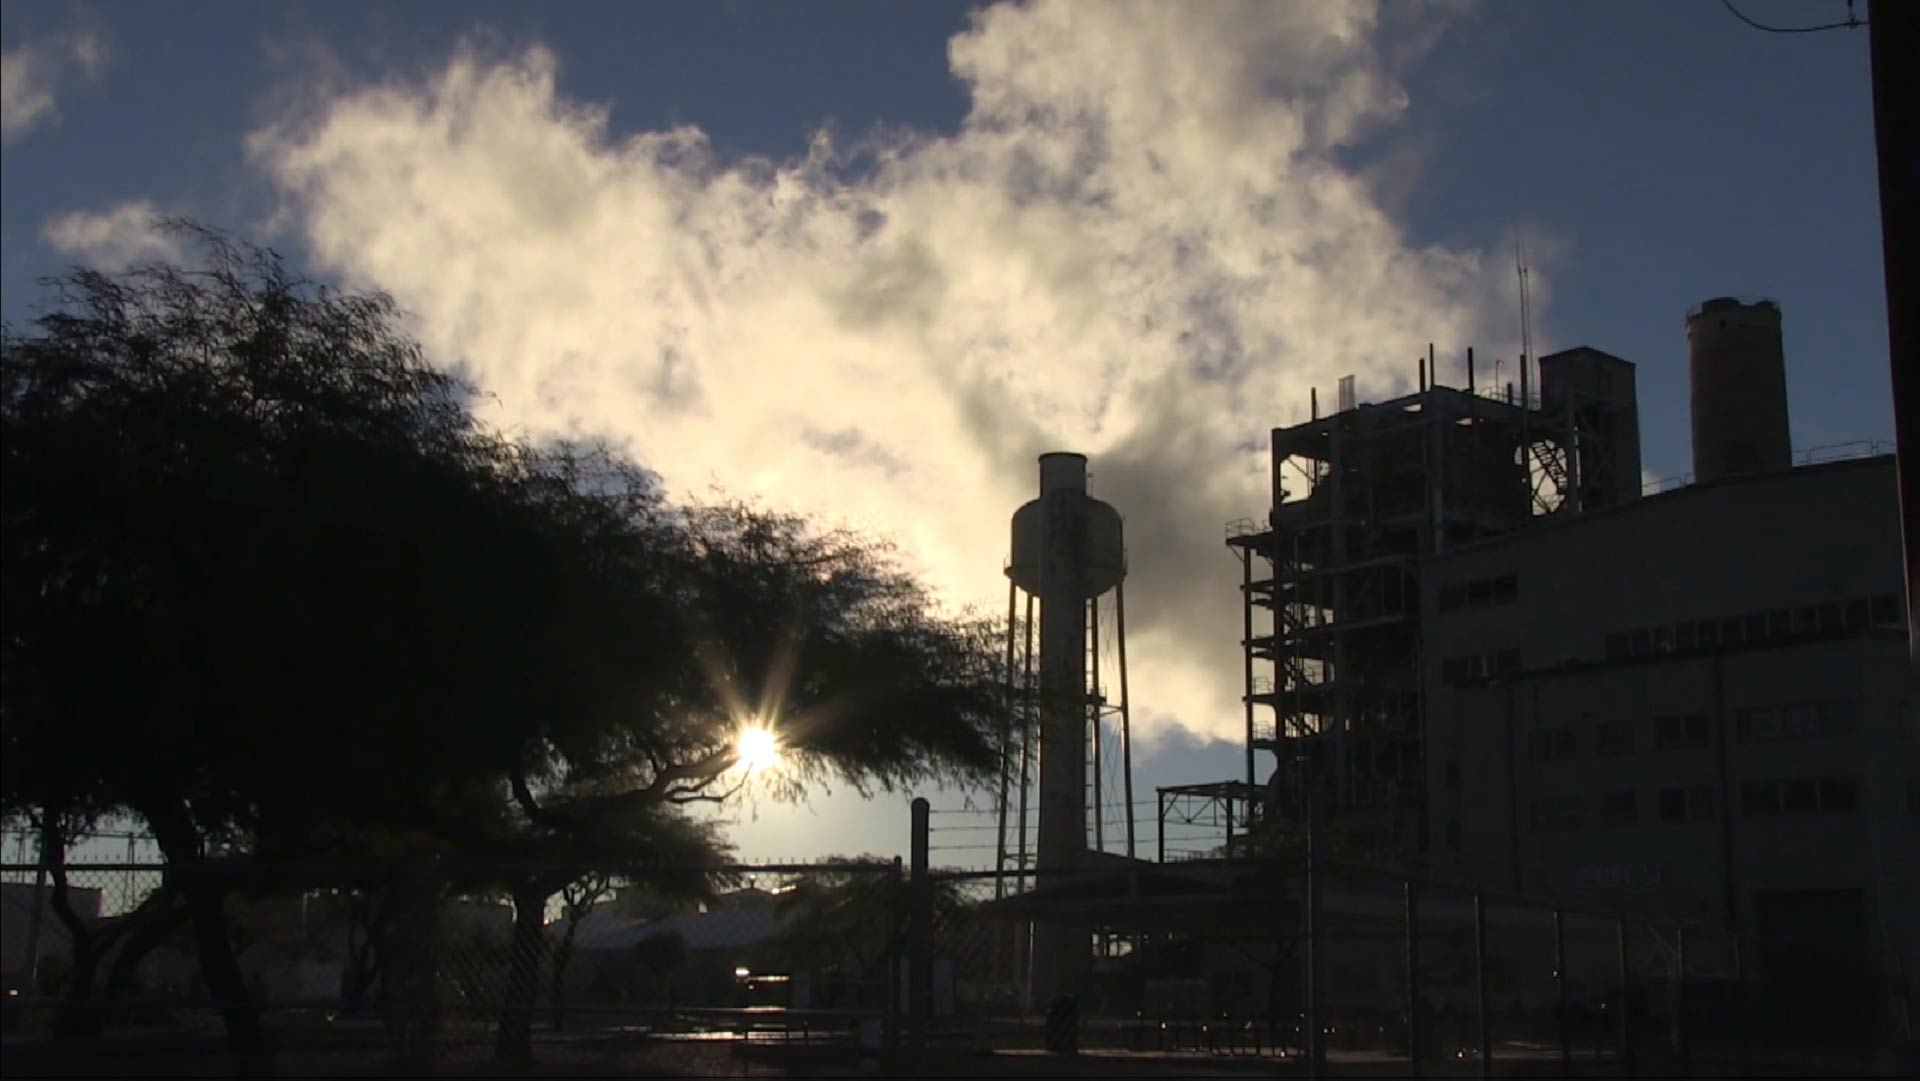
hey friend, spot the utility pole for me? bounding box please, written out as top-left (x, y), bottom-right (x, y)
top-left (1869, 0), bottom-right (1919, 675)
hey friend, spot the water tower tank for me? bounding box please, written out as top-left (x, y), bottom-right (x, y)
top-left (1008, 453), bottom-right (1126, 597)
top-left (1686, 297), bottom-right (1791, 484)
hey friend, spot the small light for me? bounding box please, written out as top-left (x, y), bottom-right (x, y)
top-left (734, 966), bottom-right (751, 979)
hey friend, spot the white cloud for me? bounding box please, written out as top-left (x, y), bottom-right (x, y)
top-left (1, 29), bottom-right (108, 144)
top-left (250, 0), bottom-right (1527, 749)
top-left (42, 201), bottom-right (184, 270)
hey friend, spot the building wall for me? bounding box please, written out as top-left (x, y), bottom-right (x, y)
top-left (1418, 458), bottom-right (1915, 968)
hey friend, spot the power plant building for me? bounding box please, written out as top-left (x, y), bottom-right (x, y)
top-left (1227, 297), bottom-right (1915, 975)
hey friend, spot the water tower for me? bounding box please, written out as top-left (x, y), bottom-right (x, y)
top-left (996, 452), bottom-right (1134, 1002)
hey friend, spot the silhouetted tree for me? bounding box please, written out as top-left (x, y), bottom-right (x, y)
top-left (4, 224), bottom-right (1008, 1068)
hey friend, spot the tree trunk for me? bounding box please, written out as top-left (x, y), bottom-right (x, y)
top-left (101, 899), bottom-right (191, 1002)
top-left (550, 932), bottom-right (574, 1032)
top-left (45, 825), bottom-right (103, 1040)
top-left (141, 800), bottom-right (274, 1077)
top-left (182, 877), bottom-right (273, 1075)
top-left (495, 883), bottom-right (550, 1064)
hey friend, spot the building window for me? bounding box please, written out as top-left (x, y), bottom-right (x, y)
top-left (1742, 776), bottom-right (1860, 817)
top-left (1598, 791), bottom-right (1638, 828)
top-left (1442, 649), bottom-right (1523, 684)
top-left (1737, 701), bottom-right (1858, 742)
top-left (1654, 713), bottom-right (1711, 750)
top-left (1530, 795), bottom-right (1582, 832)
top-left (1658, 786), bottom-right (1715, 823)
top-left (1847, 597), bottom-right (1872, 629)
top-left (1528, 728), bottom-right (1577, 763)
top-left (1872, 593), bottom-right (1901, 625)
top-left (1595, 720), bottom-right (1635, 756)
top-left (1440, 575), bottom-right (1518, 613)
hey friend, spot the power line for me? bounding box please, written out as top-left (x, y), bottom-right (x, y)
top-left (1718, 0), bottom-right (1865, 33)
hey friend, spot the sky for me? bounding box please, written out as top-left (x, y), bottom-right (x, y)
top-left (1, 0), bottom-right (1891, 867)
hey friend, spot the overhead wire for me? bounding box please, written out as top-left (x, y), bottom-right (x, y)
top-left (1718, 0), bottom-right (1864, 33)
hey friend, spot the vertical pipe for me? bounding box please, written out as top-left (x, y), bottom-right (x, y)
top-left (1406, 880), bottom-right (1422, 1077)
top-left (909, 798), bottom-right (931, 1069)
top-left (1467, 347), bottom-right (1476, 398)
top-left (1311, 386), bottom-right (1319, 420)
top-left (996, 578), bottom-right (1018, 899)
top-left (1617, 920), bottom-right (1634, 1076)
top-left (1328, 420), bottom-right (1349, 813)
top-left (1419, 356), bottom-right (1428, 393)
top-left (1090, 595), bottom-right (1104, 855)
top-left (1157, 790), bottom-right (1166, 865)
top-left (1305, 786), bottom-right (1322, 1080)
top-left (1474, 892), bottom-right (1491, 1077)
top-left (1242, 549), bottom-right (1257, 793)
top-left (1224, 794), bottom-right (1235, 854)
top-left (1555, 909), bottom-right (1570, 1076)
top-left (1016, 593), bottom-right (1036, 894)
top-left (1116, 582), bottom-right (1136, 861)
top-left (1429, 343), bottom-right (1438, 387)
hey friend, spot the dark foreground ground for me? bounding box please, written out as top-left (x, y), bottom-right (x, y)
top-left (7, 1044), bottom-right (1912, 1075)
top-left (5, 1028), bottom-right (1915, 1078)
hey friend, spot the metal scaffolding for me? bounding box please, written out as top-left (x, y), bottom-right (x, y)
top-left (1226, 347), bottom-right (1641, 851)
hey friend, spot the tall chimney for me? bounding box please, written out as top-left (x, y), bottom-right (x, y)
top-left (1687, 297), bottom-right (1791, 483)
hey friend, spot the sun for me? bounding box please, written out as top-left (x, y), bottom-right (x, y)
top-left (735, 725), bottom-right (781, 773)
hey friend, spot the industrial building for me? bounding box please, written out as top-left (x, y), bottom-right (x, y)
top-left (1224, 296), bottom-right (1916, 976)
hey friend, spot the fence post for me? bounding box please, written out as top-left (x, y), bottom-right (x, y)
top-left (1731, 932), bottom-right (1749, 1075)
top-left (887, 855), bottom-right (903, 1068)
top-left (1555, 908), bottom-right (1569, 1076)
top-left (909, 797), bottom-right (931, 1071)
top-left (1305, 846), bottom-right (1322, 1078)
top-left (1405, 880), bottom-right (1422, 1077)
top-left (1675, 927), bottom-right (1689, 1068)
top-left (389, 861), bottom-right (441, 1071)
top-left (1617, 919), bottom-right (1634, 1076)
top-left (1474, 892), bottom-right (1491, 1077)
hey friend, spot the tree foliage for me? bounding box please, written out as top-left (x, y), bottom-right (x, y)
top-left (1, 224), bottom-right (1006, 1067)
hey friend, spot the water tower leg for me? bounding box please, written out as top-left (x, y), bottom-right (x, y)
top-left (1117, 582), bottom-right (1136, 861)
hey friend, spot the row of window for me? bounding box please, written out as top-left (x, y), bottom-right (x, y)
top-left (1527, 777), bottom-right (1859, 831)
top-left (1530, 703), bottom-right (1855, 763)
top-left (1440, 648), bottom-right (1522, 684)
top-left (1737, 700), bottom-right (1858, 742)
top-left (1438, 573), bottom-right (1518, 613)
top-left (1531, 787), bottom-right (1716, 831)
top-left (1533, 712), bottom-right (1710, 762)
top-left (1604, 593), bottom-right (1903, 662)
top-left (1741, 776), bottom-right (1859, 816)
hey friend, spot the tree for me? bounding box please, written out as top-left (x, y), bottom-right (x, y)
top-left (2, 224), bottom-right (1009, 1068)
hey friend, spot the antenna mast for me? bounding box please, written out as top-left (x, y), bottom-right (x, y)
top-left (1516, 234), bottom-right (1535, 402)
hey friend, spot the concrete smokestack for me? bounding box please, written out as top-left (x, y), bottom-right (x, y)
top-left (1687, 297), bottom-right (1791, 483)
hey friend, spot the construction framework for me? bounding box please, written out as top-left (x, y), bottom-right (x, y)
top-left (1220, 346), bottom-right (1641, 849)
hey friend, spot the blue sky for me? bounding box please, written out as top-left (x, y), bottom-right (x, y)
top-left (1, 0), bottom-right (1889, 866)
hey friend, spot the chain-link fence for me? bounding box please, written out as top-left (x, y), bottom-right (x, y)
top-left (911, 851), bottom-right (1916, 1077)
top-left (4, 840), bottom-right (1912, 1077)
top-left (1, 858), bottom-right (903, 1076)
